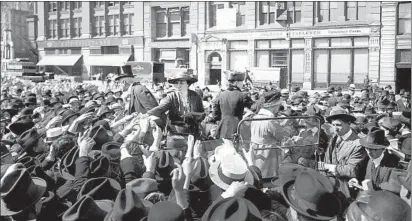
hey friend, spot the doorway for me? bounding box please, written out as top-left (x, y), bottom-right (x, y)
top-left (396, 68), bottom-right (411, 93)
top-left (208, 52), bottom-right (222, 85)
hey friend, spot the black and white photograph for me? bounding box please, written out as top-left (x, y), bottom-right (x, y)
top-left (0, 1), bottom-right (411, 221)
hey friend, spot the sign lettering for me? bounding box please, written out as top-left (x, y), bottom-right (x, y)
top-left (37, 37), bottom-right (143, 48)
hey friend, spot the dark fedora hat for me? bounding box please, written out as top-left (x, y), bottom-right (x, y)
top-left (381, 117), bottom-right (401, 131)
top-left (78, 177), bottom-right (121, 201)
top-left (202, 197), bottom-right (262, 221)
top-left (59, 146), bottom-right (79, 180)
top-left (168, 68), bottom-right (198, 84)
top-left (50, 97), bottom-right (62, 106)
top-left (155, 151), bottom-right (176, 181)
top-left (8, 120), bottom-right (35, 136)
top-left (304, 105), bottom-right (325, 125)
top-left (126, 178), bottom-right (159, 199)
top-left (104, 96), bottom-right (116, 105)
top-left (104, 189), bottom-right (149, 221)
top-left (24, 97), bottom-right (37, 106)
top-left (326, 106), bottom-right (356, 123)
top-left (360, 127), bottom-right (390, 149)
top-left (62, 195), bottom-right (113, 221)
top-left (61, 112), bottom-right (81, 127)
top-left (271, 163), bottom-right (305, 187)
top-left (90, 154), bottom-right (111, 178)
top-left (101, 142), bottom-right (122, 161)
top-left (0, 168), bottom-right (47, 216)
top-left (88, 125), bottom-right (112, 150)
top-left (16, 128), bottom-right (43, 154)
top-left (145, 201), bottom-right (184, 221)
top-left (67, 95), bottom-right (80, 104)
top-left (281, 168), bottom-right (341, 220)
top-left (80, 104), bottom-right (99, 115)
top-left (20, 107), bottom-right (34, 117)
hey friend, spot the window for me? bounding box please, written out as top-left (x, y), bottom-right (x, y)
top-left (48, 20), bottom-right (57, 38)
top-left (169, 8), bottom-right (181, 37)
top-left (313, 37), bottom-right (369, 88)
top-left (101, 46), bottom-right (119, 54)
top-left (287, 2), bottom-right (302, 24)
top-left (155, 7), bottom-right (189, 38)
top-left (108, 15), bottom-right (120, 36)
top-left (73, 2), bottom-right (82, 10)
top-left (229, 51), bottom-right (249, 70)
top-left (398, 2), bottom-right (411, 35)
top-left (209, 2), bottom-right (224, 28)
top-left (255, 40), bottom-right (290, 68)
top-left (94, 2), bottom-right (105, 8)
top-left (156, 9), bottom-right (167, 38)
top-left (59, 2), bottom-right (70, 11)
top-left (259, 2), bottom-right (277, 25)
top-left (48, 2), bottom-right (57, 12)
top-left (230, 2), bottom-right (246, 26)
top-left (73, 17), bottom-right (82, 37)
top-left (123, 14), bottom-right (134, 35)
top-left (397, 49), bottom-right (412, 63)
top-left (182, 8), bottom-right (189, 36)
top-left (317, 1), bottom-right (339, 22)
top-left (93, 16), bottom-right (105, 36)
top-left (346, 2), bottom-right (366, 21)
top-left (59, 19), bottom-right (70, 38)
top-left (108, 1), bottom-right (119, 7)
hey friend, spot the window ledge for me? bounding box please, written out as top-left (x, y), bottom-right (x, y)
top-left (123, 4), bottom-right (134, 8)
top-left (396, 34), bottom-right (411, 39)
top-left (108, 6), bottom-right (120, 10)
top-left (73, 9), bottom-right (82, 13)
top-left (155, 36), bottom-right (190, 41)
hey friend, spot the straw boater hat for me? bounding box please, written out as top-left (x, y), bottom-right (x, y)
top-left (209, 152), bottom-right (253, 190)
top-left (167, 68), bottom-right (197, 84)
top-left (44, 127), bottom-right (64, 144)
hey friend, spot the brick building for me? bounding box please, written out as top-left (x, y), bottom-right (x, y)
top-left (28, 1), bottom-right (411, 91)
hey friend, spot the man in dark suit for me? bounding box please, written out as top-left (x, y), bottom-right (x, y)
top-left (397, 92), bottom-right (411, 112)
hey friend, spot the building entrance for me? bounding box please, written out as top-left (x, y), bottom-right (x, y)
top-left (396, 68), bottom-right (411, 93)
top-left (207, 52), bottom-right (222, 85)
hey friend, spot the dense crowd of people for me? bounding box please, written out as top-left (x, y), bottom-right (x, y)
top-left (0, 70), bottom-right (411, 221)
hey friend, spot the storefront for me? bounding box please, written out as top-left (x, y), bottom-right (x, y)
top-left (37, 54), bottom-right (82, 76)
top-left (36, 36), bottom-right (143, 79)
top-left (198, 25), bottom-right (381, 89)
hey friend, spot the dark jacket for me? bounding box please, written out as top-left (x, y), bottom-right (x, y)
top-left (211, 87), bottom-right (253, 139)
top-left (397, 100), bottom-right (411, 112)
top-left (365, 150), bottom-right (400, 191)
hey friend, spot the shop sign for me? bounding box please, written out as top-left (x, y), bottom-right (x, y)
top-left (37, 37), bottom-right (144, 48)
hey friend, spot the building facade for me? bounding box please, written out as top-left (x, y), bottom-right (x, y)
top-left (1, 2), bottom-right (36, 61)
top-left (28, 1), bottom-right (411, 91)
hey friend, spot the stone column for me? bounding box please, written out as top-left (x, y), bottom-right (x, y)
top-left (379, 2), bottom-right (397, 88)
top-left (368, 26), bottom-right (381, 82)
top-left (81, 2), bottom-right (92, 38)
top-left (303, 38), bottom-right (313, 90)
top-left (37, 2), bottom-right (46, 41)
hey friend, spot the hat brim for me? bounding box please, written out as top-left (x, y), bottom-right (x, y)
top-left (326, 114), bottom-right (356, 123)
top-left (208, 161), bottom-right (254, 190)
top-left (281, 180), bottom-right (340, 221)
top-left (359, 138), bottom-right (388, 149)
top-left (1, 177), bottom-right (47, 216)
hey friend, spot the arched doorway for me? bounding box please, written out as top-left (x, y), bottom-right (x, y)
top-left (207, 52), bottom-right (222, 85)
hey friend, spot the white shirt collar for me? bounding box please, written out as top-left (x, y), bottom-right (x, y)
top-left (340, 129), bottom-right (353, 141)
top-left (372, 152), bottom-right (385, 168)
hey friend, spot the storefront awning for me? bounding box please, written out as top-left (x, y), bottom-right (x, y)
top-left (37, 55), bottom-right (82, 66)
top-left (88, 55), bottom-right (131, 67)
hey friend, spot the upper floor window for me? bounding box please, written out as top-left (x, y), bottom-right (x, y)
top-left (94, 2), bottom-right (105, 8)
top-left (73, 17), bottom-right (82, 37)
top-left (286, 2), bottom-right (302, 24)
top-left (123, 14), bottom-right (134, 35)
top-left (230, 2), bottom-right (246, 26)
top-left (73, 2), bottom-right (82, 10)
top-left (209, 2), bottom-right (246, 28)
top-left (59, 19), bottom-right (70, 38)
top-left (108, 1), bottom-right (120, 7)
top-left (93, 16), bottom-right (105, 37)
top-left (398, 2), bottom-right (411, 35)
top-left (317, 1), bottom-right (339, 22)
top-left (345, 2), bottom-right (366, 21)
top-left (155, 7), bottom-right (189, 38)
top-left (59, 2), bottom-right (70, 11)
top-left (48, 20), bottom-right (58, 38)
top-left (108, 14), bottom-right (120, 36)
top-left (48, 2), bottom-right (57, 12)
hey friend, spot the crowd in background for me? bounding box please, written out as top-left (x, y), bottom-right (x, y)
top-left (0, 70), bottom-right (411, 221)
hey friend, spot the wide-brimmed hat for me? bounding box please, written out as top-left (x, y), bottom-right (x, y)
top-left (24, 97), bottom-right (37, 106)
top-left (59, 146), bottom-right (79, 180)
top-left (67, 96), bottom-right (80, 104)
top-left (326, 106), bottom-right (356, 123)
top-left (155, 151), bottom-right (176, 181)
top-left (8, 120), bottom-right (35, 136)
top-left (304, 105), bottom-right (325, 125)
top-left (145, 201), bottom-right (184, 221)
top-left (49, 97), bottom-right (62, 106)
top-left (402, 92), bottom-right (411, 98)
top-left (224, 70), bottom-right (245, 82)
top-left (44, 127), bottom-right (63, 143)
top-left (20, 107), bottom-right (34, 117)
top-left (281, 168), bottom-right (341, 220)
top-left (201, 197), bottom-right (262, 221)
top-left (167, 69), bottom-right (197, 84)
top-left (327, 86), bottom-right (335, 93)
top-left (88, 125), bottom-right (112, 150)
top-left (360, 127), bottom-right (390, 149)
top-left (209, 153), bottom-right (254, 190)
top-left (104, 189), bottom-right (150, 221)
top-left (89, 154), bottom-right (111, 178)
top-left (271, 163), bottom-right (305, 187)
top-left (353, 190), bottom-right (411, 221)
top-left (62, 195), bottom-right (113, 221)
top-left (61, 112), bottom-right (80, 127)
top-left (16, 128), bottom-right (43, 154)
top-left (0, 168), bottom-right (47, 216)
top-left (349, 84), bottom-right (355, 91)
top-left (380, 117), bottom-right (401, 131)
top-left (126, 178), bottom-right (159, 199)
top-left (101, 142), bottom-right (122, 161)
top-left (78, 177), bottom-right (121, 201)
top-left (27, 165), bottom-right (56, 192)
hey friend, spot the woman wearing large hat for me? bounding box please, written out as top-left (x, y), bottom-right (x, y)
top-left (144, 68), bottom-right (204, 143)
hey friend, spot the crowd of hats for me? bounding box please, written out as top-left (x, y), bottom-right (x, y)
top-left (1, 73), bottom-right (412, 221)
